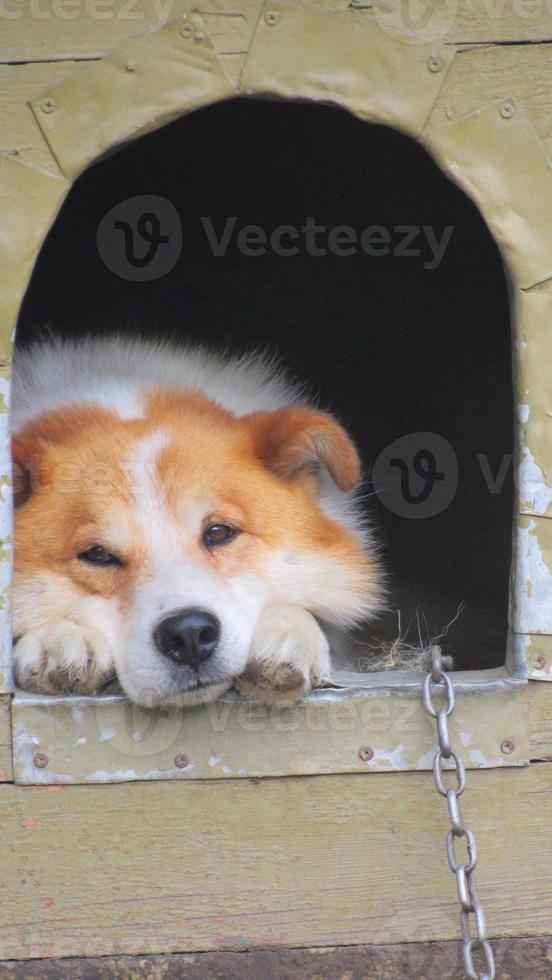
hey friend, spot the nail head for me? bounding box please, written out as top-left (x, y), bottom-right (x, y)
top-left (500, 102), bottom-right (515, 119)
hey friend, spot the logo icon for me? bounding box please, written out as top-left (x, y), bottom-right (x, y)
top-left (373, 0), bottom-right (459, 45)
top-left (96, 195), bottom-right (182, 281)
top-left (371, 432), bottom-right (458, 518)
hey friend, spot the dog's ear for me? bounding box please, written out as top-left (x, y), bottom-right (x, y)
top-left (247, 407), bottom-right (361, 492)
top-left (11, 434), bottom-right (51, 507)
top-left (11, 406), bottom-right (109, 506)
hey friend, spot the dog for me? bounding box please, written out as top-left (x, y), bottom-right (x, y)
top-left (11, 335), bottom-right (384, 706)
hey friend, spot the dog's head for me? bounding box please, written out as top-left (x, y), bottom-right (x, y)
top-left (13, 389), bottom-right (382, 705)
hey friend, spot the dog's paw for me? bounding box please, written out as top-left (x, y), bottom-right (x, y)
top-left (13, 620), bottom-right (115, 695)
top-left (236, 605), bottom-right (331, 704)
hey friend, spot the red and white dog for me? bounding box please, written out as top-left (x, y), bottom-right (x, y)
top-left (11, 336), bottom-right (383, 706)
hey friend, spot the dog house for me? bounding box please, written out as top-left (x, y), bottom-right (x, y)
top-left (1, 1), bottom-right (552, 972)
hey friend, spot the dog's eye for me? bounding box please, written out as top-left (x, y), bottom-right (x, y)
top-left (78, 545), bottom-right (122, 567)
top-left (203, 524), bottom-right (240, 549)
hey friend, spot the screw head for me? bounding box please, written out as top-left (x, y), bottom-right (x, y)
top-left (264, 11), bottom-right (280, 25)
top-left (33, 752), bottom-right (49, 769)
top-left (174, 754), bottom-right (190, 769)
top-left (500, 102), bottom-right (515, 119)
top-left (179, 22), bottom-right (195, 38)
top-left (535, 655), bottom-right (546, 670)
top-left (427, 54), bottom-right (443, 73)
top-left (501, 739), bottom-right (515, 755)
top-left (359, 745), bottom-right (374, 762)
top-left (39, 98), bottom-right (56, 114)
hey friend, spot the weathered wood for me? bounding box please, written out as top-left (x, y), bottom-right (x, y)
top-left (221, 51), bottom-right (246, 87)
top-left (11, 673), bottom-right (528, 784)
top-left (348, 1), bottom-right (552, 44)
top-left (0, 1), bottom-right (259, 64)
top-left (514, 290), bottom-right (552, 522)
top-left (529, 681), bottom-right (552, 760)
top-left (524, 634), bottom-right (552, 681)
top-left (0, 696), bottom-right (13, 782)
top-left (241, 1), bottom-right (454, 138)
top-left (0, 63), bottom-right (87, 173)
top-left (3, 937), bottom-right (552, 978)
top-left (29, 14), bottom-right (236, 178)
top-left (0, 155), bottom-right (68, 350)
top-left (423, 102), bottom-right (552, 292)
top-left (3, 0), bottom-right (552, 68)
top-left (0, 56), bottom-right (244, 173)
top-left (426, 43), bottom-right (552, 159)
top-left (0, 764), bottom-right (551, 960)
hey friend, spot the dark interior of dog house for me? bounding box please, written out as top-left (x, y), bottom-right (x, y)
top-left (17, 97), bottom-right (514, 673)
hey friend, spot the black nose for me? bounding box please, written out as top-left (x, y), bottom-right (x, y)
top-left (153, 609), bottom-right (221, 667)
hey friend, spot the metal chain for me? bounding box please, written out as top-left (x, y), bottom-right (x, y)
top-left (422, 645), bottom-right (496, 980)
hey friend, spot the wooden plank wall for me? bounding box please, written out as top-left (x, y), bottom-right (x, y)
top-left (0, 677), bottom-right (549, 958)
top-left (2, 0), bottom-right (552, 64)
top-left (2, 4), bottom-right (552, 171)
top-left (0, 697), bottom-right (13, 782)
top-left (0, 687), bottom-right (549, 957)
top-left (0, 765), bottom-right (551, 960)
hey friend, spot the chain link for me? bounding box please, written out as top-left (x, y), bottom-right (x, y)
top-left (422, 646), bottom-right (496, 980)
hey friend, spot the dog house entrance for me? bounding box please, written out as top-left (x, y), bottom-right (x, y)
top-left (11, 97), bottom-right (526, 784)
top-left (18, 97), bottom-right (514, 676)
